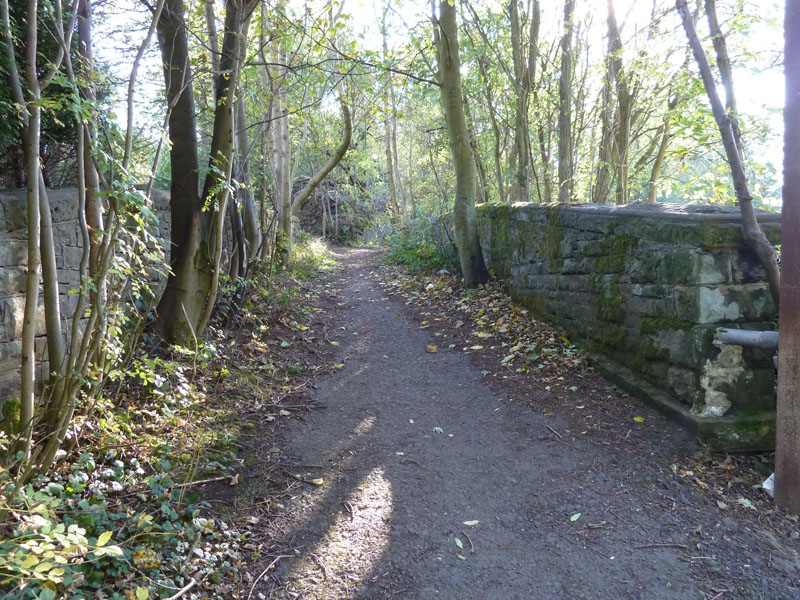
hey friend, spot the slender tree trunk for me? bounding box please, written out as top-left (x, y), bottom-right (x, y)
top-left (435, 0), bottom-right (489, 287)
top-left (509, 0), bottom-right (539, 202)
top-left (291, 99), bottom-right (352, 217)
top-left (646, 94), bottom-right (680, 203)
top-left (236, 96), bottom-right (261, 262)
top-left (776, 0), bottom-right (800, 513)
top-left (462, 91), bottom-right (488, 204)
top-left (477, 56), bottom-right (506, 203)
top-left (677, 0), bottom-right (780, 308)
top-left (606, 0), bottom-right (633, 205)
top-left (557, 0), bottom-right (575, 203)
top-left (704, 0), bottom-right (743, 161)
top-left (1, 0), bottom-right (42, 456)
top-left (78, 0), bottom-right (103, 274)
top-left (271, 41), bottom-right (292, 265)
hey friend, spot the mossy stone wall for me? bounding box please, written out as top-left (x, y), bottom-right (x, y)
top-left (0, 189), bottom-right (171, 408)
top-left (477, 202), bottom-right (781, 450)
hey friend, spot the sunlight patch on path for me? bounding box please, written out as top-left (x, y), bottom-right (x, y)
top-left (283, 467), bottom-right (393, 599)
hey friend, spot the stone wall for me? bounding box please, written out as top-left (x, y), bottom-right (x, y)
top-left (0, 189), bottom-right (170, 408)
top-left (477, 202), bottom-right (781, 450)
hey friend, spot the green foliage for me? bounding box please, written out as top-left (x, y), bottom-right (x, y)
top-left (384, 231), bottom-right (460, 275)
top-left (0, 344), bottom-right (244, 599)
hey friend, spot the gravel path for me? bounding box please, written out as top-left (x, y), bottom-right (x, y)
top-left (261, 248), bottom-right (797, 600)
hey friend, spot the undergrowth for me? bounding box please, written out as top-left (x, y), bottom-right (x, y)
top-left (0, 239), bottom-right (336, 600)
top-left (382, 230), bottom-right (459, 275)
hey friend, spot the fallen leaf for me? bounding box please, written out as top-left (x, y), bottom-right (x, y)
top-left (454, 537), bottom-right (463, 549)
top-left (456, 554), bottom-right (467, 560)
top-left (716, 500), bottom-right (728, 510)
top-left (229, 473), bottom-right (240, 486)
top-left (333, 364), bottom-right (344, 369)
top-left (279, 410), bottom-right (291, 417)
top-left (737, 497), bottom-right (756, 510)
top-left (463, 520), bottom-right (479, 526)
top-left (426, 345), bottom-right (438, 353)
top-left (469, 345), bottom-right (484, 350)
top-left (633, 416), bottom-right (645, 423)
top-left (433, 427), bottom-right (443, 434)
top-left (570, 512), bottom-right (582, 522)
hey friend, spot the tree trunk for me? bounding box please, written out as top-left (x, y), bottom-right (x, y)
top-left (509, 0), bottom-right (539, 202)
top-left (1, 0), bottom-right (42, 456)
top-left (156, 0), bottom-right (254, 343)
top-left (236, 95), bottom-right (261, 264)
top-left (435, 0), bottom-right (489, 287)
top-left (291, 99), bottom-right (352, 217)
top-left (557, 0), bottom-right (575, 203)
top-left (607, 0), bottom-right (633, 206)
top-left (704, 0), bottom-right (743, 161)
top-left (776, 0), bottom-right (800, 513)
top-left (646, 94), bottom-right (681, 203)
top-left (477, 56), bottom-right (506, 203)
top-left (462, 91), bottom-right (488, 204)
top-left (384, 103), bottom-right (400, 224)
top-left (272, 42), bottom-right (292, 265)
top-left (78, 0), bottom-right (103, 274)
top-left (676, 0), bottom-right (780, 308)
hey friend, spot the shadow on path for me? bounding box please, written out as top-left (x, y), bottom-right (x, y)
top-left (255, 249), bottom-right (712, 599)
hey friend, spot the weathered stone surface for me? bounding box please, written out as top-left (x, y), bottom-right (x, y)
top-left (0, 188), bottom-right (173, 408)
top-left (477, 201), bottom-right (780, 450)
top-left (0, 240), bottom-right (27, 267)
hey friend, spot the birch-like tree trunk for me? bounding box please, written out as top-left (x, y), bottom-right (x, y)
top-left (271, 41), bottom-right (292, 265)
top-left (557, 0), bottom-right (575, 203)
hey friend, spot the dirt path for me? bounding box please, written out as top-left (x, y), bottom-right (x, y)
top-left (255, 248), bottom-right (798, 600)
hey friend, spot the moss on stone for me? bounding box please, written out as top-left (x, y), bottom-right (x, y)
top-left (596, 232), bottom-right (638, 273)
top-left (595, 285), bottom-right (625, 323)
top-left (640, 317), bottom-right (692, 336)
top-left (543, 207), bottom-right (564, 261)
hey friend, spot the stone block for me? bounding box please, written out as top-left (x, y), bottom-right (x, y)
top-left (61, 245), bottom-right (86, 269)
top-left (1, 296), bottom-right (47, 339)
top-left (46, 189), bottom-right (80, 222)
top-left (673, 284), bottom-right (775, 323)
top-left (1, 194), bottom-right (27, 231)
top-left (0, 239), bottom-right (27, 267)
top-left (630, 249), bottom-right (733, 285)
top-left (0, 267), bottom-right (27, 294)
top-left (52, 221), bottom-right (78, 246)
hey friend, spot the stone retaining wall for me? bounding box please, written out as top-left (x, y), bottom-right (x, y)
top-left (0, 189), bottom-right (170, 407)
top-left (477, 202), bottom-right (781, 450)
